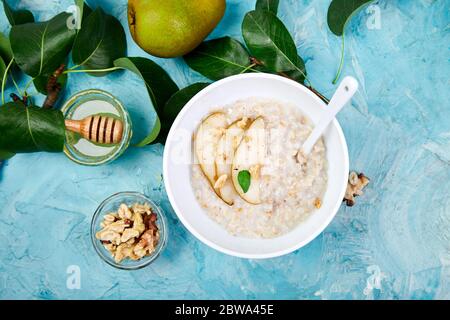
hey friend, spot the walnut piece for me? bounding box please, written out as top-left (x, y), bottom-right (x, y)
top-left (96, 229), bottom-right (121, 245)
top-left (344, 172), bottom-right (370, 206)
top-left (103, 213), bottom-right (116, 222)
top-left (118, 204), bottom-right (132, 219)
top-left (121, 228), bottom-right (140, 243)
top-left (134, 229), bottom-right (160, 258)
top-left (313, 198), bottom-right (322, 209)
top-left (295, 150), bottom-right (307, 166)
top-left (95, 202), bottom-right (160, 263)
top-left (132, 211), bottom-right (146, 235)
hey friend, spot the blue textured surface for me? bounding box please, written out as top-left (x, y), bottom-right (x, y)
top-left (1, 0), bottom-right (449, 300)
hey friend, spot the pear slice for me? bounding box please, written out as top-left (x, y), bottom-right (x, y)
top-left (231, 117), bottom-right (266, 205)
top-left (194, 112), bottom-right (228, 188)
top-left (215, 118), bottom-right (249, 205)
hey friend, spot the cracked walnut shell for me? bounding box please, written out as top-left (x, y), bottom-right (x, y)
top-left (344, 172), bottom-right (370, 206)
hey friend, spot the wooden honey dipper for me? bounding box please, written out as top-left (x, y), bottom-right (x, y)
top-left (65, 115), bottom-right (123, 144)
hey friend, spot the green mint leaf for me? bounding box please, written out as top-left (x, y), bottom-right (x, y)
top-left (238, 170), bottom-right (251, 193)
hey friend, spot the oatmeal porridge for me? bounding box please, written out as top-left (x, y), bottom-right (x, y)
top-left (191, 98), bottom-right (328, 238)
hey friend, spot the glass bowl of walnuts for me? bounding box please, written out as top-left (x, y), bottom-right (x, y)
top-left (91, 192), bottom-right (168, 270)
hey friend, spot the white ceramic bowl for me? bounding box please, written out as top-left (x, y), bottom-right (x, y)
top-left (163, 73), bottom-right (349, 259)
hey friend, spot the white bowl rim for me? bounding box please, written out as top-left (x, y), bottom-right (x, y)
top-left (163, 73), bottom-right (349, 259)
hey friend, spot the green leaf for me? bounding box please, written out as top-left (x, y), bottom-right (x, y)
top-left (283, 55), bottom-right (307, 83)
top-left (74, 0), bottom-right (92, 26)
top-left (0, 32), bottom-right (13, 92)
top-left (114, 57), bottom-right (179, 114)
top-left (0, 32), bottom-right (13, 63)
top-left (10, 12), bottom-right (76, 78)
top-left (327, 0), bottom-right (373, 36)
top-left (2, 0), bottom-right (34, 26)
top-left (327, 0), bottom-right (372, 84)
top-left (72, 8), bottom-right (126, 73)
top-left (0, 149), bottom-right (15, 160)
top-left (0, 102), bottom-right (66, 153)
top-left (153, 82), bottom-right (210, 145)
top-left (142, 116), bottom-right (162, 147)
top-left (255, 0), bottom-right (279, 15)
top-left (0, 56), bottom-right (6, 89)
top-left (184, 37), bottom-right (252, 81)
top-left (33, 72), bottom-right (68, 95)
top-left (242, 10), bottom-right (307, 81)
top-left (238, 170), bottom-right (251, 193)
top-left (113, 57), bottom-right (179, 146)
top-left (163, 82), bottom-right (209, 121)
top-left (82, 2), bottom-right (93, 20)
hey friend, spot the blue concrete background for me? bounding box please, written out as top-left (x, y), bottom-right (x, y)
top-left (0, 0), bottom-right (449, 299)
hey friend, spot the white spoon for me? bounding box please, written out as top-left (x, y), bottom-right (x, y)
top-left (301, 76), bottom-right (358, 155)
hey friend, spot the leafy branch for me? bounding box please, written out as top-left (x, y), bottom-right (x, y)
top-left (0, 0), bottom-right (190, 151)
top-left (327, 0), bottom-right (374, 83)
top-left (183, 1), bottom-right (324, 102)
top-left (0, 63), bottom-right (67, 159)
top-left (0, 0), bottom-right (375, 160)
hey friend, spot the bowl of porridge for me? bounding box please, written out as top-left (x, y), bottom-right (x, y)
top-left (163, 73), bottom-right (349, 259)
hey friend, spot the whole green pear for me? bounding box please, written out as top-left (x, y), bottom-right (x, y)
top-left (128, 0), bottom-right (226, 58)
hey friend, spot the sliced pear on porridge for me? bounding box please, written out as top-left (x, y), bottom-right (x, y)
top-left (195, 112), bottom-right (228, 187)
top-left (232, 117), bottom-right (266, 205)
top-left (215, 118), bottom-right (249, 205)
top-left (190, 99), bottom-right (329, 239)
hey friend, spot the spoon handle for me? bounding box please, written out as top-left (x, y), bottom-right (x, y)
top-left (65, 116), bottom-right (124, 144)
top-left (302, 76), bottom-right (358, 155)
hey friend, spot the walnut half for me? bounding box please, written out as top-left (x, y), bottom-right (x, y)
top-left (344, 172), bottom-right (370, 206)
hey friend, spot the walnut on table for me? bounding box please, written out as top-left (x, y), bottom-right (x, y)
top-left (344, 172), bottom-right (370, 206)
